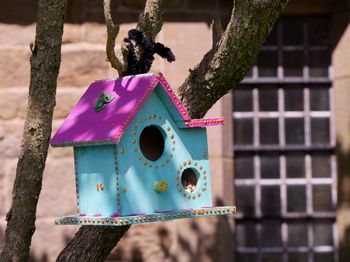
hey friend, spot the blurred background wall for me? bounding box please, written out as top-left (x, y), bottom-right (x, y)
top-left (1, 0), bottom-right (350, 261)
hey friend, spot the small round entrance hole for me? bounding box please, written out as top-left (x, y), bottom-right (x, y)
top-left (181, 168), bottom-right (198, 193)
top-left (139, 125), bottom-right (165, 161)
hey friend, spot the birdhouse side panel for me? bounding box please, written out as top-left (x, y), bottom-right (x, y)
top-left (75, 145), bottom-right (118, 217)
top-left (117, 91), bottom-right (213, 216)
top-left (169, 127), bottom-right (213, 207)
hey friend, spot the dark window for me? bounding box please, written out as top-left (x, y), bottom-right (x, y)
top-left (234, 16), bottom-right (336, 261)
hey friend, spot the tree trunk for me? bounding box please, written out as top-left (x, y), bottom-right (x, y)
top-left (0, 0), bottom-right (67, 261)
top-left (56, 226), bottom-right (130, 262)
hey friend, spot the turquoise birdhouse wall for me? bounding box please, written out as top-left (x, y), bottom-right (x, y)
top-left (50, 73), bottom-right (236, 226)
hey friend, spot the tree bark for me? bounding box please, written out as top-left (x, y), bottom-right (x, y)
top-left (57, 0), bottom-right (288, 261)
top-left (177, 0), bottom-right (289, 119)
top-left (104, 0), bottom-right (126, 76)
top-left (56, 226), bottom-right (130, 262)
top-left (0, 0), bottom-right (67, 261)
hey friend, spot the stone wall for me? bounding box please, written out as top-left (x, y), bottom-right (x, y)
top-left (332, 1), bottom-right (350, 261)
top-left (0, 1), bottom-right (235, 261)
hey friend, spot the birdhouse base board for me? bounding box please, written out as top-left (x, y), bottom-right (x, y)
top-left (55, 206), bottom-right (236, 226)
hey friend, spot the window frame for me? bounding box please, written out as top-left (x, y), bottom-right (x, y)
top-left (233, 15), bottom-right (338, 262)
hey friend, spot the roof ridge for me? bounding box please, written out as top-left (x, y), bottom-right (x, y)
top-left (93, 72), bottom-right (160, 84)
top-left (50, 73), bottom-right (224, 147)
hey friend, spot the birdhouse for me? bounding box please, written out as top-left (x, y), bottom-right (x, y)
top-left (51, 72), bottom-right (236, 226)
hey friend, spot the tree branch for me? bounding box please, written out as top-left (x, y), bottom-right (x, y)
top-left (56, 226), bottom-right (130, 262)
top-left (177, 0), bottom-right (289, 119)
top-left (0, 0), bottom-right (67, 261)
top-left (212, 18), bottom-right (223, 49)
top-left (104, 0), bottom-right (126, 76)
top-left (137, 0), bottom-right (164, 41)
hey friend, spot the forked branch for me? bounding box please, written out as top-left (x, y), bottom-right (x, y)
top-left (177, 0), bottom-right (289, 118)
top-left (104, 0), bottom-right (126, 76)
top-left (137, 0), bottom-right (164, 41)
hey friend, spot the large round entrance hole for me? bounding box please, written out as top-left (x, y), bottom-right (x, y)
top-left (139, 125), bottom-right (165, 161)
top-left (181, 168), bottom-right (199, 193)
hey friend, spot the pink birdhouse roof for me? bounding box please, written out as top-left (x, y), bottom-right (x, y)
top-left (50, 72), bottom-right (224, 147)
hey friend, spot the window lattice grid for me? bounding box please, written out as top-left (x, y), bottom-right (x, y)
top-left (243, 16), bottom-right (331, 82)
top-left (234, 152), bottom-right (337, 220)
top-left (235, 219), bottom-right (337, 262)
top-left (233, 15), bottom-right (337, 261)
top-left (233, 85), bottom-right (335, 151)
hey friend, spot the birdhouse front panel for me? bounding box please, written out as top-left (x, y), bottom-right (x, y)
top-left (74, 144), bottom-right (118, 217)
top-left (117, 88), bottom-right (212, 216)
top-left (50, 73), bottom-right (236, 226)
